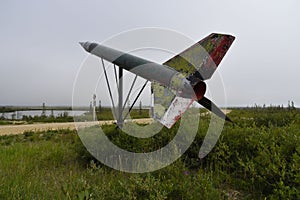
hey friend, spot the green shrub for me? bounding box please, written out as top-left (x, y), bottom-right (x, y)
top-left (0, 108), bottom-right (299, 199)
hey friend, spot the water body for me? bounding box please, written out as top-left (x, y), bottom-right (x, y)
top-left (1, 110), bottom-right (86, 120)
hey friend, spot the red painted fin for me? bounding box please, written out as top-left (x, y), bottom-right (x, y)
top-left (163, 33), bottom-right (235, 81)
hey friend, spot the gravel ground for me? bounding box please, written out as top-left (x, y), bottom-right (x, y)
top-left (0, 118), bottom-right (153, 136)
top-left (0, 109), bottom-right (230, 136)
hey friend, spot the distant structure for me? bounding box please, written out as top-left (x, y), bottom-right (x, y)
top-left (41, 102), bottom-right (46, 116)
top-left (139, 101), bottom-right (142, 115)
top-left (92, 94), bottom-right (96, 121)
top-left (16, 111), bottom-right (20, 119)
top-left (11, 113), bottom-right (16, 120)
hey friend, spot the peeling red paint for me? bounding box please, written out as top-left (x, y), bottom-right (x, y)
top-left (206, 35), bottom-right (235, 68)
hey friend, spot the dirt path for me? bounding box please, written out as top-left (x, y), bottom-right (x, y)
top-left (0, 109), bottom-right (231, 136)
top-left (0, 118), bottom-right (153, 136)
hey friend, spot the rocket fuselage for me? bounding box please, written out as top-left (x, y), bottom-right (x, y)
top-left (80, 42), bottom-right (194, 95)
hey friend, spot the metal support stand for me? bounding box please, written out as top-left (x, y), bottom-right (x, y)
top-left (100, 59), bottom-right (149, 128)
top-left (117, 67), bottom-right (123, 127)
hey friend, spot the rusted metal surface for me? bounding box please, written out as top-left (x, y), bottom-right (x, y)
top-left (158, 96), bottom-right (193, 128)
top-left (152, 80), bottom-right (206, 128)
top-left (152, 82), bottom-right (175, 120)
top-left (163, 33), bottom-right (235, 81)
top-left (152, 78), bottom-right (194, 128)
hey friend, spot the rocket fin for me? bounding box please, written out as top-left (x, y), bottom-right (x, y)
top-left (152, 82), bottom-right (194, 128)
top-left (198, 96), bottom-right (232, 122)
top-left (163, 33), bottom-right (235, 81)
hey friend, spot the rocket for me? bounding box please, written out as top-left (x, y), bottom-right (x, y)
top-left (80, 33), bottom-right (235, 128)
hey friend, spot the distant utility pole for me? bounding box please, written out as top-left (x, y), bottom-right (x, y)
top-left (291, 101), bottom-right (295, 109)
top-left (98, 100), bottom-right (102, 113)
top-left (42, 102), bottom-right (46, 116)
top-left (93, 94), bottom-right (96, 121)
top-left (139, 101), bottom-right (142, 115)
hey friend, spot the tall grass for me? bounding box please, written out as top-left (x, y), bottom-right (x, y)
top-left (0, 130), bottom-right (222, 199)
top-left (0, 108), bottom-right (299, 199)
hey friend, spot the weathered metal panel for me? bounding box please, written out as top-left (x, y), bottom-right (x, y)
top-left (163, 33), bottom-right (235, 81)
top-left (159, 96), bottom-right (193, 129)
top-left (152, 82), bottom-right (175, 121)
top-left (152, 82), bottom-right (194, 128)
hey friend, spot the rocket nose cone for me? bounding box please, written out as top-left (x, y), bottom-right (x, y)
top-left (79, 42), bottom-right (85, 47)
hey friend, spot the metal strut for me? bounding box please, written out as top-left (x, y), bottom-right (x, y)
top-left (117, 67), bottom-right (123, 127)
top-left (123, 80), bottom-right (148, 121)
top-left (101, 58), bottom-right (117, 118)
top-left (101, 59), bottom-right (148, 126)
top-left (122, 75), bottom-right (138, 114)
top-left (113, 64), bottom-right (119, 90)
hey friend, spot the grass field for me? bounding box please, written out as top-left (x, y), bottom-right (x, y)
top-left (0, 108), bottom-right (299, 199)
top-left (0, 107), bottom-right (150, 124)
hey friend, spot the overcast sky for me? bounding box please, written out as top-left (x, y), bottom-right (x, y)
top-left (1, 0), bottom-right (299, 107)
